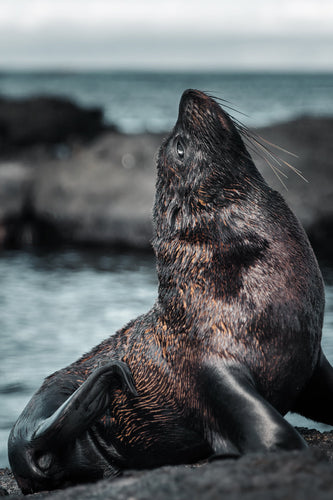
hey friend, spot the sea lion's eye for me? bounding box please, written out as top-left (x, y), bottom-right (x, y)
top-left (177, 141), bottom-right (184, 159)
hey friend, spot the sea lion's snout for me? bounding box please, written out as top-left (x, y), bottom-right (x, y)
top-left (178, 89), bottom-right (230, 135)
top-left (179, 89), bottom-right (209, 111)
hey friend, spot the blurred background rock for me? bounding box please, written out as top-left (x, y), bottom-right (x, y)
top-left (0, 92), bottom-right (332, 259)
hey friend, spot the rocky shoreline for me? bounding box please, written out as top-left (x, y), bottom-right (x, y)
top-left (0, 429), bottom-right (332, 499)
top-left (0, 96), bottom-right (332, 260)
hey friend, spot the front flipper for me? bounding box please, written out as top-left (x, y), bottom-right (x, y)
top-left (200, 360), bottom-right (307, 455)
top-left (33, 360), bottom-right (138, 445)
top-left (291, 350), bottom-right (333, 425)
top-left (9, 360), bottom-right (137, 493)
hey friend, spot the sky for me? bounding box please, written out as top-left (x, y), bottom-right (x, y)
top-left (1, 0), bottom-right (333, 71)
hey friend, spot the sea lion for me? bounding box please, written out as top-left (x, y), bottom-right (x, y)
top-left (8, 89), bottom-right (331, 494)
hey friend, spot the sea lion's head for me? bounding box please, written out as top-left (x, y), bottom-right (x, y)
top-left (176, 89), bottom-right (245, 158)
top-left (154, 89), bottom-right (263, 237)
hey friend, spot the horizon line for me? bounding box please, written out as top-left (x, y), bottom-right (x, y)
top-left (1, 66), bottom-right (333, 75)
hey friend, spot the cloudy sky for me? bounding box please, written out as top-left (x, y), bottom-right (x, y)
top-left (1, 0), bottom-right (333, 71)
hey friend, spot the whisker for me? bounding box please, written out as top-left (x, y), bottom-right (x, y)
top-left (251, 137), bottom-right (288, 170)
top-left (256, 136), bottom-right (299, 158)
top-left (282, 160), bottom-right (309, 183)
top-left (210, 93), bottom-right (307, 188)
top-left (211, 97), bottom-right (250, 119)
top-left (253, 137), bottom-right (308, 183)
top-left (268, 161), bottom-right (289, 191)
top-left (243, 139), bottom-right (289, 183)
top-left (230, 114), bottom-right (308, 187)
top-left (204, 91), bottom-right (250, 119)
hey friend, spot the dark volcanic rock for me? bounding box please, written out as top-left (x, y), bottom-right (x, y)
top-left (254, 117), bottom-right (333, 260)
top-left (31, 132), bottom-right (162, 249)
top-left (1, 430), bottom-right (333, 499)
top-left (0, 96), bottom-right (108, 151)
top-left (0, 132), bottom-right (163, 250)
top-left (0, 163), bottom-right (32, 218)
top-left (0, 162), bottom-right (33, 248)
top-left (0, 116), bottom-right (332, 256)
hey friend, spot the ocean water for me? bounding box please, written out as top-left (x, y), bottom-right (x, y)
top-left (0, 250), bottom-right (332, 468)
top-left (0, 250), bottom-right (157, 468)
top-left (0, 70), bottom-right (333, 133)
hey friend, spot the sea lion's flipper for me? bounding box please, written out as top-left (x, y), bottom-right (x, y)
top-left (291, 350), bottom-right (333, 425)
top-left (200, 360), bottom-right (307, 454)
top-left (9, 361), bottom-right (136, 493)
top-left (33, 361), bottom-right (137, 445)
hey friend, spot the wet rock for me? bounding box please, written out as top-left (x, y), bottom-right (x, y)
top-left (0, 117), bottom-right (332, 256)
top-left (1, 429), bottom-right (333, 499)
top-left (0, 96), bottom-right (109, 152)
top-left (254, 117), bottom-right (333, 260)
top-left (0, 469), bottom-right (15, 496)
top-left (0, 163), bottom-right (34, 248)
top-left (0, 163), bottom-right (32, 217)
top-left (30, 132), bottom-right (162, 249)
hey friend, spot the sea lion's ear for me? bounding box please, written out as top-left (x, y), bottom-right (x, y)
top-left (32, 361), bottom-right (137, 446)
top-left (199, 359), bottom-right (307, 455)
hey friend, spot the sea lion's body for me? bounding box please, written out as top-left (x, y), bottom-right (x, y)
top-left (9, 90), bottom-right (330, 494)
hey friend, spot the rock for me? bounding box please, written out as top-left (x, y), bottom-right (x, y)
top-left (0, 96), bottom-right (109, 152)
top-left (0, 163), bottom-right (32, 217)
top-left (0, 117), bottom-right (332, 257)
top-left (0, 161), bottom-right (63, 249)
top-left (298, 428), bottom-right (333, 462)
top-left (0, 163), bottom-right (34, 247)
top-left (1, 430), bottom-right (333, 499)
top-left (0, 469), bottom-right (15, 497)
top-left (32, 132), bottom-right (162, 248)
top-left (253, 117), bottom-right (333, 260)
top-left (0, 131), bottom-right (163, 249)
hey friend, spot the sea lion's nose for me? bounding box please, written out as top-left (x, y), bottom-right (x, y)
top-left (181, 89), bottom-right (207, 101)
top-left (179, 89), bottom-right (207, 111)
top-left (177, 89), bottom-right (210, 130)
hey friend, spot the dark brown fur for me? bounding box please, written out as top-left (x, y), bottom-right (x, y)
top-left (9, 90), bottom-right (328, 494)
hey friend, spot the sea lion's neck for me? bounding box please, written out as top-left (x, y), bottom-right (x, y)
top-left (153, 232), bottom-right (216, 326)
top-left (152, 199), bottom-right (231, 316)
top-left (152, 192), bottom-right (268, 325)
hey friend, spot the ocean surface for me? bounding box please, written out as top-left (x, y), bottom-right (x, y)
top-left (0, 250), bottom-right (332, 468)
top-left (0, 71), bottom-right (333, 468)
top-left (0, 70), bottom-right (333, 133)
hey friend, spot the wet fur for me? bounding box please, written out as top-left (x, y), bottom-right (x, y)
top-left (8, 90), bottom-right (327, 493)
